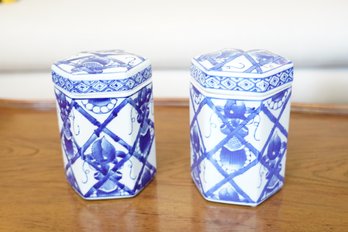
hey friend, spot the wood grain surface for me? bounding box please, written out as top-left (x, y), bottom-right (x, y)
top-left (0, 106), bottom-right (347, 231)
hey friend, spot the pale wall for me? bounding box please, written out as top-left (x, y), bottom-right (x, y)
top-left (0, 0), bottom-right (347, 103)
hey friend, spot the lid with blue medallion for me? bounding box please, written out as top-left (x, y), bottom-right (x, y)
top-left (51, 50), bottom-right (152, 98)
top-left (191, 49), bottom-right (293, 98)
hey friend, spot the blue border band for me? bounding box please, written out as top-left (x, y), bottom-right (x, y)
top-left (52, 66), bottom-right (152, 95)
top-left (191, 65), bottom-right (293, 93)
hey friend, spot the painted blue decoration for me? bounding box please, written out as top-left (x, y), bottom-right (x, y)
top-left (55, 85), bottom-right (156, 199)
top-left (54, 50), bottom-right (146, 75)
top-left (52, 50), bottom-right (156, 200)
top-left (190, 65), bottom-right (293, 93)
top-left (52, 66), bottom-right (152, 95)
top-left (193, 49), bottom-right (291, 74)
top-left (190, 49), bottom-right (293, 206)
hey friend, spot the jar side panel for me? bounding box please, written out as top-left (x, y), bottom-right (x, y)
top-left (53, 84), bottom-right (156, 199)
top-left (190, 83), bottom-right (291, 205)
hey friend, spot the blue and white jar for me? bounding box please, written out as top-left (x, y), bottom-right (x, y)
top-left (190, 49), bottom-right (293, 206)
top-left (52, 50), bottom-right (156, 200)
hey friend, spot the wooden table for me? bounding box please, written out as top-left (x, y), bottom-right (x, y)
top-left (0, 105), bottom-right (347, 231)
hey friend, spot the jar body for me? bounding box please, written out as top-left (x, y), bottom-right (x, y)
top-left (190, 81), bottom-right (292, 206)
top-left (54, 83), bottom-right (156, 200)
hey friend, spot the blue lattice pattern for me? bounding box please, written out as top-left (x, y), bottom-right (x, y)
top-left (191, 65), bottom-right (293, 93)
top-left (56, 84), bottom-right (156, 199)
top-left (193, 49), bottom-right (291, 74)
top-left (54, 50), bottom-right (147, 74)
top-left (190, 84), bottom-right (291, 206)
top-left (52, 66), bottom-right (152, 94)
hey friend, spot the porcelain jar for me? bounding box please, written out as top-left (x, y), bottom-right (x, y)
top-left (189, 49), bottom-right (294, 206)
top-left (52, 50), bottom-right (156, 200)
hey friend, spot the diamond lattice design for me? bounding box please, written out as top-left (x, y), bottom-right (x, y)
top-left (221, 78), bottom-right (237, 89)
top-left (269, 76), bottom-right (280, 87)
top-left (75, 82), bottom-right (90, 92)
top-left (55, 85), bottom-right (156, 199)
top-left (206, 77), bottom-right (220, 88)
top-left (92, 81), bottom-right (108, 91)
top-left (190, 84), bottom-right (291, 205)
top-left (238, 79), bottom-right (254, 91)
top-left (190, 65), bottom-right (293, 93)
top-left (193, 49), bottom-right (291, 74)
top-left (255, 80), bottom-right (269, 91)
top-left (52, 66), bottom-right (152, 95)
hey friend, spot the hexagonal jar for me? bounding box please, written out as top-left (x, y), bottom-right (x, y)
top-left (190, 49), bottom-right (294, 206)
top-left (51, 50), bottom-right (156, 200)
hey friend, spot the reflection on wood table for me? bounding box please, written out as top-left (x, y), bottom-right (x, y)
top-left (0, 105), bottom-right (347, 231)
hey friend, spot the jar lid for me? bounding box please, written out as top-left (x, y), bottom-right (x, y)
top-left (191, 49), bottom-right (293, 98)
top-left (52, 50), bottom-right (151, 98)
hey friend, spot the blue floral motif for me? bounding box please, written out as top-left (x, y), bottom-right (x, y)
top-left (55, 90), bottom-right (76, 158)
top-left (83, 137), bottom-right (126, 193)
top-left (137, 167), bottom-right (154, 191)
top-left (72, 56), bottom-right (115, 74)
top-left (191, 126), bottom-right (201, 155)
top-left (139, 128), bottom-right (151, 155)
top-left (252, 50), bottom-right (288, 66)
top-left (89, 137), bottom-right (117, 171)
top-left (266, 133), bottom-right (282, 161)
top-left (218, 101), bottom-right (249, 171)
top-left (134, 86), bottom-right (151, 123)
top-left (130, 86), bottom-right (153, 155)
top-left (255, 132), bottom-right (285, 198)
top-left (191, 124), bottom-right (203, 189)
top-left (196, 49), bottom-right (244, 71)
top-left (223, 100), bottom-right (247, 119)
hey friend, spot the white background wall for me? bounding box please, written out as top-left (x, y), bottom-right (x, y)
top-left (0, 0), bottom-right (347, 103)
